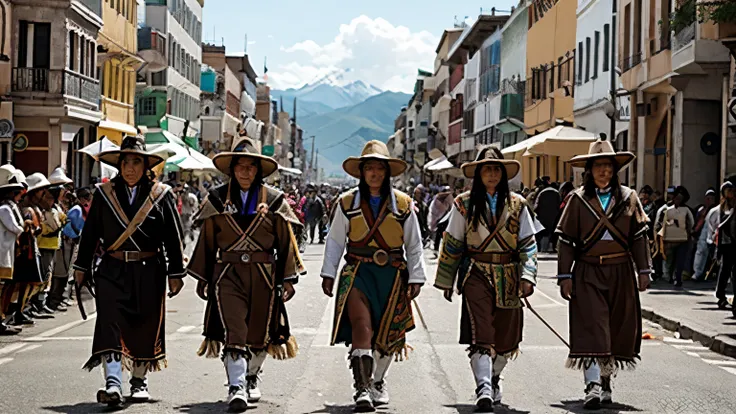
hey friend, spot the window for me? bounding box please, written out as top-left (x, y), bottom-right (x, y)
top-left (603, 24), bottom-right (610, 72)
top-left (577, 41), bottom-right (583, 84)
top-left (68, 32), bottom-right (76, 71)
top-left (18, 21), bottom-right (51, 69)
top-left (593, 31), bottom-right (600, 79)
top-left (585, 37), bottom-right (591, 83)
top-left (140, 97), bottom-right (157, 116)
top-left (549, 62), bottom-right (555, 93)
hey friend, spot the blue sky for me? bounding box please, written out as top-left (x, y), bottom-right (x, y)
top-left (200, 0), bottom-right (518, 92)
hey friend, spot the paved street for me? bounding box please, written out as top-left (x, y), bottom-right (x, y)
top-left (1, 245), bottom-right (736, 413)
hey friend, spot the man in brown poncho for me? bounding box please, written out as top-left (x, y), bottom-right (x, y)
top-left (555, 139), bottom-right (652, 409)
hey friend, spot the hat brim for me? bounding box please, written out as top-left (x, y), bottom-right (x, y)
top-left (461, 159), bottom-right (521, 180)
top-left (27, 179), bottom-right (53, 193)
top-left (568, 152), bottom-right (635, 169)
top-left (97, 149), bottom-right (165, 169)
top-left (212, 152), bottom-right (279, 177)
top-left (342, 155), bottom-right (408, 179)
top-left (0, 183), bottom-right (24, 191)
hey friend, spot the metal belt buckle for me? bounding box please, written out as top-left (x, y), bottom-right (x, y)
top-left (240, 253), bottom-right (251, 263)
top-left (124, 251), bottom-right (139, 262)
top-left (373, 249), bottom-right (389, 267)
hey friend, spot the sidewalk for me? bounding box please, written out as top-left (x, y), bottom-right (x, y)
top-left (640, 279), bottom-right (736, 358)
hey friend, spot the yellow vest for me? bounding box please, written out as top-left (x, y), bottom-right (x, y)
top-left (341, 188), bottom-right (412, 250)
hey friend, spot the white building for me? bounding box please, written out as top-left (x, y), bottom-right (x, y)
top-left (573, 0), bottom-right (629, 145)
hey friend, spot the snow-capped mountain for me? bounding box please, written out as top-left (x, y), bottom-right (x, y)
top-left (272, 68), bottom-right (383, 112)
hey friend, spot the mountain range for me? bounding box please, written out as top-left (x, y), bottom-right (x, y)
top-left (271, 69), bottom-right (410, 176)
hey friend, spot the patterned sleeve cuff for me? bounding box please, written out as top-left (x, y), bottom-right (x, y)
top-left (72, 264), bottom-right (87, 273)
top-left (638, 269), bottom-right (653, 275)
top-left (284, 274), bottom-right (299, 284)
top-left (320, 273), bottom-right (336, 279)
top-left (557, 274), bottom-right (572, 279)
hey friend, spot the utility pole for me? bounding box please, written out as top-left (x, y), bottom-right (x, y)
top-left (609, 0), bottom-right (618, 144)
top-left (315, 149), bottom-right (319, 182)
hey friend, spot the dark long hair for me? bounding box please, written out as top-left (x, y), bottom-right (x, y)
top-left (467, 161), bottom-right (510, 230)
top-left (358, 160), bottom-right (392, 207)
top-left (583, 156), bottom-right (621, 201)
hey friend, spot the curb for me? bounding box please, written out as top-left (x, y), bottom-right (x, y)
top-left (641, 306), bottom-right (736, 359)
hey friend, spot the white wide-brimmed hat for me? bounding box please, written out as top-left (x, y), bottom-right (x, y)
top-left (26, 172), bottom-right (52, 193)
top-left (0, 165), bottom-right (23, 191)
top-left (48, 167), bottom-right (73, 186)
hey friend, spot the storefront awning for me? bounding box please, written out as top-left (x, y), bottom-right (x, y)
top-left (502, 125), bottom-right (596, 159)
top-left (97, 119), bottom-right (138, 146)
top-left (146, 130), bottom-right (217, 173)
top-left (278, 165), bottom-right (302, 176)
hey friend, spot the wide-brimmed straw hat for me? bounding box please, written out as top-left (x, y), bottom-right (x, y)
top-left (0, 165), bottom-right (23, 191)
top-left (212, 136), bottom-right (278, 177)
top-left (461, 146), bottom-right (520, 179)
top-left (568, 139), bottom-right (635, 169)
top-left (97, 135), bottom-right (165, 168)
top-left (48, 167), bottom-right (73, 186)
top-left (26, 173), bottom-right (52, 193)
top-left (342, 140), bottom-right (407, 179)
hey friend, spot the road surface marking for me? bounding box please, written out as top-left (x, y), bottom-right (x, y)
top-left (686, 352), bottom-right (701, 357)
top-left (534, 288), bottom-right (566, 307)
top-left (672, 344), bottom-right (709, 351)
top-left (316, 297), bottom-right (335, 338)
top-left (29, 312), bottom-right (97, 339)
top-left (23, 336), bottom-right (91, 342)
top-left (176, 325), bottom-right (197, 333)
top-left (0, 357), bottom-right (12, 366)
top-left (0, 343), bottom-right (26, 355)
top-left (15, 344), bottom-right (42, 353)
top-left (721, 367), bottom-right (736, 376)
top-left (663, 337), bottom-right (694, 344)
top-left (702, 359), bottom-right (736, 367)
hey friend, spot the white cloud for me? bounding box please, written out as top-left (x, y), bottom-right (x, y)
top-left (248, 40), bottom-right (257, 45)
top-left (269, 16), bottom-right (438, 93)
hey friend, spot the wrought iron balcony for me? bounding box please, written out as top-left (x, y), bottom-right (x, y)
top-left (64, 70), bottom-right (100, 107)
top-left (621, 52), bottom-right (643, 72)
top-left (12, 68), bottom-right (63, 93)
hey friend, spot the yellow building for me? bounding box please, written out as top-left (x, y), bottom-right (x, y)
top-left (97, 0), bottom-right (142, 144)
top-left (523, 0), bottom-right (578, 183)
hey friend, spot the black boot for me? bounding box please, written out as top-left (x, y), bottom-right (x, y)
top-left (351, 355), bottom-right (375, 413)
top-left (0, 321), bottom-right (21, 335)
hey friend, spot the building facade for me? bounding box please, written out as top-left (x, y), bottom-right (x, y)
top-left (200, 44), bottom-right (242, 155)
top-left (10, 0), bottom-right (103, 185)
top-left (138, 0), bottom-right (202, 148)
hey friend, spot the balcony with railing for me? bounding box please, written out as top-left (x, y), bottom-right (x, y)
top-left (64, 70), bottom-right (100, 107)
top-left (431, 79), bottom-right (449, 106)
top-left (12, 67), bottom-right (101, 108)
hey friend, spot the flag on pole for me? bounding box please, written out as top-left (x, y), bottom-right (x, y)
top-left (263, 57), bottom-right (268, 82)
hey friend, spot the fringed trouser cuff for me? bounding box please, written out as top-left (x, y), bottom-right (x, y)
top-left (196, 338), bottom-right (222, 358)
top-left (82, 351), bottom-right (168, 373)
top-left (267, 336), bottom-right (299, 360)
top-left (565, 355), bottom-right (639, 376)
top-left (466, 345), bottom-right (496, 358)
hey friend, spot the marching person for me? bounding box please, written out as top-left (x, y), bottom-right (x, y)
top-left (11, 173), bottom-right (54, 325)
top-left (714, 180), bottom-right (735, 313)
top-left (187, 136), bottom-right (304, 412)
top-left (320, 140), bottom-right (426, 412)
top-left (555, 139), bottom-right (652, 409)
top-left (434, 147), bottom-right (540, 412)
top-left (72, 135), bottom-right (186, 406)
top-left (0, 165), bottom-right (26, 334)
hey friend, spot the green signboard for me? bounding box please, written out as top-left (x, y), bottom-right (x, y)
top-left (262, 145), bottom-right (274, 156)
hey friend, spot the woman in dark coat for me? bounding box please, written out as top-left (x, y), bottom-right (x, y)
top-left (73, 136), bottom-right (185, 407)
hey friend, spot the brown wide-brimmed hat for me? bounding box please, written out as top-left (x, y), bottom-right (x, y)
top-left (461, 146), bottom-right (520, 179)
top-left (568, 139), bottom-right (635, 169)
top-left (212, 136), bottom-right (278, 177)
top-left (97, 135), bottom-right (165, 168)
top-left (342, 140), bottom-right (407, 179)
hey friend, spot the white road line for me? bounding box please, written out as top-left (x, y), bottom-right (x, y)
top-left (15, 344), bottom-right (42, 354)
top-left (721, 367), bottom-right (736, 376)
top-left (663, 337), bottom-right (694, 344)
top-left (534, 288), bottom-right (566, 308)
top-left (23, 336), bottom-right (92, 342)
top-left (316, 297), bottom-right (335, 338)
top-left (672, 344), bottom-right (709, 351)
top-left (702, 359), bottom-right (736, 367)
top-left (0, 357), bottom-right (12, 365)
top-left (686, 352), bottom-right (701, 357)
top-left (176, 325), bottom-right (197, 333)
top-left (29, 312), bottom-right (97, 339)
top-left (0, 343), bottom-right (26, 355)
